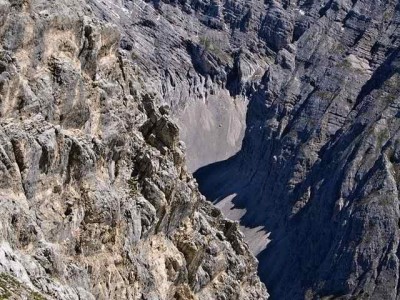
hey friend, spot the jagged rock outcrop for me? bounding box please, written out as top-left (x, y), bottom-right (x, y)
top-left (0, 0), bottom-right (267, 299)
top-left (75, 0), bottom-right (400, 298)
top-left (2, 0), bottom-right (399, 298)
top-left (84, 0), bottom-right (270, 172)
top-left (193, 0), bottom-right (400, 299)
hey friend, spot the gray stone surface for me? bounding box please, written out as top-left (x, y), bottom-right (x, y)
top-left (0, 0), bottom-right (267, 299)
top-left (1, 0), bottom-right (399, 298)
top-left (193, 0), bottom-right (400, 299)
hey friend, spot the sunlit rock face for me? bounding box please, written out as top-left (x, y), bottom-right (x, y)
top-left (2, 0), bottom-right (400, 299)
top-left (0, 0), bottom-right (268, 299)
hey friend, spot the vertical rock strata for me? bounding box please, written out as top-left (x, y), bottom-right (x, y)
top-left (192, 0), bottom-right (400, 299)
top-left (0, 1), bottom-right (267, 299)
top-left (2, 0), bottom-right (400, 298)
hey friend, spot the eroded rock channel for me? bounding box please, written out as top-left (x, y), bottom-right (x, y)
top-left (1, 0), bottom-right (400, 299)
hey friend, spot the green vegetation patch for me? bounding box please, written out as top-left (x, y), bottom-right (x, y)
top-left (0, 273), bottom-right (46, 300)
top-left (198, 32), bottom-right (231, 64)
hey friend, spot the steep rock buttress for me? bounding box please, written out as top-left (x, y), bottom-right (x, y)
top-left (0, 1), bottom-right (267, 299)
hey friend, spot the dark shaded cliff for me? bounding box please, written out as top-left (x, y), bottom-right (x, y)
top-left (195, 0), bottom-right (400, 299)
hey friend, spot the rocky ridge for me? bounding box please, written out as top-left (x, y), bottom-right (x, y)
top-left (0, 0), bottom-right (267, 299)
top-left (193, 0), bottom-right (400, 299)
top-left (96, 2), bottom-right (400, 298)
top-left (79, 0), bottom-right (400, 298)
top-left (2, 0), bottom-right (400, 298)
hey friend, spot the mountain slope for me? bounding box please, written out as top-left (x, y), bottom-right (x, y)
top-left (194, 0), bottom-right (400, 299)
top-left (0, 0), bottom-right (267, 299)
top-left (2, 0), bottom-right (400, 298)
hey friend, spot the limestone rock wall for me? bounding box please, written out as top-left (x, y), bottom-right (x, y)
top-left (0, 1), bottom-right (267, 299)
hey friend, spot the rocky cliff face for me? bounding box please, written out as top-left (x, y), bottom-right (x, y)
top-left (193, 0), bottom-right (400, 299)
top-left (0, 0), bottom-right (267, 299)
top-left (2, 0), bottom-right (400, 299)
top-left (103, 0), bottom-right (400, 298)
